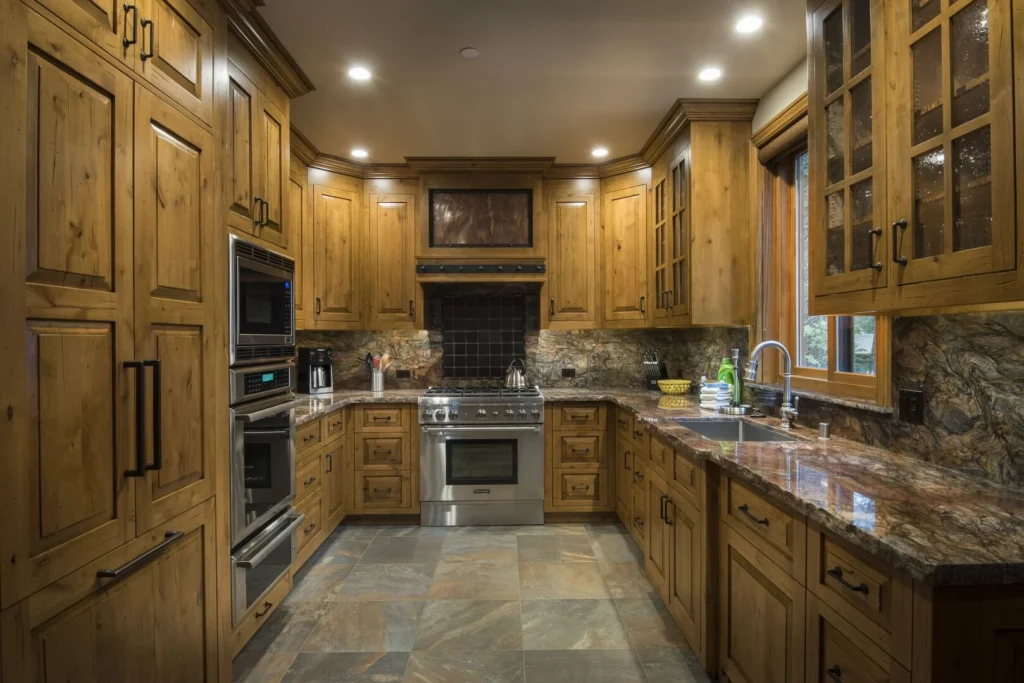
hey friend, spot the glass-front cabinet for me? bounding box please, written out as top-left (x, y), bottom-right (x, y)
top-left (808, 0), bottom-right (1021, 314)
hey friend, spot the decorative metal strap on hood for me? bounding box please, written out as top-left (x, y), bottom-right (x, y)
top-left (416, 263), bottom-right (545, 274)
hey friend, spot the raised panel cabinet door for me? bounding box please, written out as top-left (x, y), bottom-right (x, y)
top-left (649, 174), bottom-right (671, 323)
top-left (313, 185), bottom-right (362, 326)
top-left (368, 194), bottom-right (417, 325)
top-left (33, 0), bottom-right (133, 65)
top-left (602, 184), bottom-right (648, 325)
top-left (2, 10), bottom-right (137, 608)
top-left (645, 474), bottom-right (671, 599)
top-left (255, 91), bottom-right (289, 250)
top-left (225, 60), bottom-right (259, 236)
top-left (289, 156), bottom-right (310, 326)
top-left (616, 436), bottom-right (632, 514)
top-left (135, 0), bottom-right (214, 124)
top-left (0, 501), bottom-right (219, 682)
top-left (668, 491), bottom-right (703, 659)
top-left (668, 150), bottom-right (692, 322)
top-left (810, 0), bottom-right (890, 299)
top-left (325, 440), bottom-right (345, 521)
top-left (548, 193), bottom-right (597, 326)
top-left (133, 88), bottom-right (217, 533)
top-left (888, 0), bottom-right (1015, 287)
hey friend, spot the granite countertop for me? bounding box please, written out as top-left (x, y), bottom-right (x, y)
top-left (294, 388), bottom-right (1024, 586)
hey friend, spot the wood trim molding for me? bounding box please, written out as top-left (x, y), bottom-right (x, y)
top-left (543, 165), bottom-right (601, 179)
top-left (405, 157), bottom-right (556, 173)
top-left (641, 99), bottom-right (759, 163)
top-left (290, 126), bottom-right (317, 166)
top-left (221, 0), bottom-right (315, 98)
top-left (751, 93), bottom-right (809, 149)
top-left (597, 154), bottom-right (649, 178)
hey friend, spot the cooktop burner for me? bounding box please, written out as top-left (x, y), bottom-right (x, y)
top-left (423, 386), bottom-right (542, 398)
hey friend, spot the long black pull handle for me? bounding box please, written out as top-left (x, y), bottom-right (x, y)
top-left (827, 567), bottom-right (870, 594)
top-left (826, 666), bottom-right (843, 683)
top-left (659, 495), bottom-right (668, 522)
top-left (124, 361), bottom-right (147, 477)
top-left (122, 3), bottom-right (138, 49)
top-left (316, 297), bottom-right (322, 315)
top-left (867, 227), bottom-right (883, 271)
top-left (139, 17), bottom-right (154, 61)
top-left (624, 452), bottom-right (631, 471)
top-left (253, 196), bottom-right (264, 226)
top-left (640, 296), bottom-right (646, 314)
top-left (549, 298), bottom-right (555, 317)
top-left (326, 453), bottom-right (333, 473)
top-left (97, 530), bottom-right (183, 580)
top-left (143, 360), bottom-right (161, 471)
top-left (892, 219), bottom-right (908, 265)
top-left (664, 497), bottom-right (673, 526)
top-left (737, 504), bottom-right (770, 526)
top-left (262, 199), bottom-right (270, 227)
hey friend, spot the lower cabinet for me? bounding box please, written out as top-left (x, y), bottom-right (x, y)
top-left (545, 404), bottom-right (613, 513)
top-left (1, 499), bottom-right (218, 682)
top-left (350, 405), bottom-right (418, 515)
top-left (646, 474), bottom-right (672, 597)
top-left (667, 489), bottom-right (705, 665)
top-left (325, 438), bottom-right (346, 529)
top-left (616, 435), bottom-right (633, 521)
top-left (806, 593), bottom-right (911, 683)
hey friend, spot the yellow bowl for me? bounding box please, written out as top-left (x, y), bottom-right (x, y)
top-left (657, 379), bottom-right (692, 395)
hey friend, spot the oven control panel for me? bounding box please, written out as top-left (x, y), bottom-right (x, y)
top-left (231, 363), bottom-right (294, 405)
top-left (419, 401), bottom-right (544, 424)
top-left (244, 368), bottom-right (291, 396)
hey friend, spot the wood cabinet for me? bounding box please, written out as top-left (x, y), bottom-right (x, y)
top-left (646, 473), bottom-right (672, 597)
top-left (312, 184), bottom-right (363, 327)
top-left (289, 156), bottom-right (310, 327)
top-left (806, 592), bottom-right (911, 683)
top-left (649, 150), bottom-right (696, 326)
top-left (616, 435), bottom-right (633, 522)
top-left (602, 184), bottom-right (648, 326)
top-left (809, 0), bottom-right (1023, 313)
top-left (368, 194), bottom-right (417, 327)
top-left (545, 404), bottom-right (613, 513)
top-left (351, 405), bottom-right (418, 514)
top-left (325, 439), bottom-right (346, 529)
top-left (547, 190), bottom-right (599, 328)
top-left (668, 488), bottom-right (706, 666)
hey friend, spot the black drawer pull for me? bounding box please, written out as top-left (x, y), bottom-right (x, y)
top-left (568, 414), bottom-right (589, 421)
top-left (97, 530), bottom-right (183, 581)
top-left (633, 470), bottom-right (644, 481)
top-left (633, 430), bottom-right (644, 439)
top-left (570, 448), bottom-right (591, 455)
top-left (372, 449), bottom-right (394, 456)
top-left (304, 522), bottom-right (317, 535)
top-left (303, 434), bottom-right (317, 443)
top-left (571, 485), bottom-right (591, 492)
top-left (827, 567), bottom-right (869, 594)
top-left (372, 416), bottom-right (393, 422)
top-left (737, 504), bottom-right (769, 526)
top-left (255, 600), bottom-right (273, 619)
top-left (826, 666), bottom-right (842, 683)
top-left (373, 487), bottom-right (394, 494)
top-left (633, 516), bottom-right (644, 529)
top-left (303, 476), bottom-right (316, 487)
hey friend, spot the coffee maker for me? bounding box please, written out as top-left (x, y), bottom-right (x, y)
top-left (298, 348), bottom-right (334, 395)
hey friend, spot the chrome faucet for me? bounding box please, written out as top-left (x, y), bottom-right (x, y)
top-left (744, 340), bottom-right (800, 429)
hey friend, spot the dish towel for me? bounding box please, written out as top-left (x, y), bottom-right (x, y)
top-left (699, 381), bottom-right (732, 411)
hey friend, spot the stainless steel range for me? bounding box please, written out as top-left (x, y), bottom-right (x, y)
top-left (419, 386), bottom-right (545, 526)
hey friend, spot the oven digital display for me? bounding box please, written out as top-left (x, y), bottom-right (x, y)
top-left (261, 372), bottom-right (275, 382)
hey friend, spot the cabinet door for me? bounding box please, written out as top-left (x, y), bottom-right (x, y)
top-left (2, 11), bottom-right (137, 608)
top-left (313, 185), bottom-right (362, 326)
top-left (720, 524), bottom-right (806, 683)
top-left (602, 184), bottom-right (648, 325)
top-left (325, 439), bottom-right (345, 523)
top-left (649, 175), bottom-right (671, 323)
top-left (616, 436), bottom-right (633, 518)
top-left (135, 0), bottom-right (214, 124)
top-left (225, 61), bottom-right (259, 236)
top-left (668, 491), bottom-right (703, 658)
top-left (0, 501), bottom-right (218, 683)
top-left (668, 151), bottom-right (692, 322)
top-left (810, 0), bottom-right (889, 297)
top-left (133, 88), bottom-right (216, 532)
top-left (888, 0), bottom-right (1014, 285)
top-left (33, 0), bottom-right (132, 65)
top-left (255, 91), bottom-right (289, 250)
top-left (548, 192), bottom-right (598, 326)
top-left (289, 156), bottom-right (310, 327)
top-left (646, 475), bottom-right (671, 599)
top-left (368, 194), bottom-right (417, 326)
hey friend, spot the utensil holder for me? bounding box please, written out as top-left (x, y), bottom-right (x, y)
top-left (371, 369), bottom-right (384, 394)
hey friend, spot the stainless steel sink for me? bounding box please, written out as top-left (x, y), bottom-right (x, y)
top-left (672, 418), bottom-right (798, 442)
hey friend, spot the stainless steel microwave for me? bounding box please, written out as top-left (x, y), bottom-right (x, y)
top-left (229, 235), bottom-right (295, 366)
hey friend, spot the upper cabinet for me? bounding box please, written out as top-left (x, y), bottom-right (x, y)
top-left (809, 0), bottom-right (1022, 314)
top-left (546, 185), bottom-right (599, 329)
top-left (368, 193), bottom-right (418, 328)
top-left (602, 183), bottom-right (649, 327)
top-left (312, 183), bottom-right (363, 328)
top-left (289, 156), bottom-right (310, 328)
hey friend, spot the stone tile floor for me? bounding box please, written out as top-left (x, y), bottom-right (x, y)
top-left (233, 523), bottom-right (712, 683)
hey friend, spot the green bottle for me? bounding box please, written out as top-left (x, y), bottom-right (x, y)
top-left (717, 357), bottom-right (735, 391)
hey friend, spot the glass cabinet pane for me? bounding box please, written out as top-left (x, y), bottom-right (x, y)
top-left (824, 7), bottom-right (845, 95)
top-left (827, 191), bottom-right (846, 275)
top-left (827, 99), bottom-right (846, 185)
top-left (953, 125), bottom-right (993, 252)
top-left (912, 0), bottom-right (940, 32)
top-left (850, 179), bottom-right (875, 271)
top-left (913, 148), bottom-right (946, 259)
top-left (913, 30), bottom-right (943, 144)
top-left (851, 79), bottom-right (873, 175)
top-left (951, 0), bottom-right (990, 128)
top-left (851, 0), bottom-right (872, 75)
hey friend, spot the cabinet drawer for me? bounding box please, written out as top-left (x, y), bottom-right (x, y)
top-left (295, 452), bottom-right (322, 503)
top-left (629, 419), bottom-right (650, 450)
top-left (553, 469), bottom-right (609, 508)
top-left (295, 420), bottom-right (322, 455)
top-left (806, 593), bottom-right (911, 683)
top-left (631, 484), bottom-right (648, 541)
top-left (630, 450), bottom-right (647, 489)
top-left (356, 406), bottom-right (406, 432)
top-left (295, 492), bottom-right (323, 554)
top-left (808, 526), bottom-right (913, 668)
top-left (615, 410), bottom-right (632, 438)
top-left (233, 570), bottom-right (292, 656)
top-left (722, 478), bottom-right (806, 583)
top-left (324, 410), bottom-right (346, 443)
top-left (671, 450), bottom-right (701, 510)
top-left (355, 472), bottom-right (412, 510)
top-left (554, 433), bottom-right (606, 468)
top-left (355, 435), bottom-right (411, 471)
top-left (553, 403), bottom-right (606, 429)
top-left (649, 436), bottom-right (673, 480)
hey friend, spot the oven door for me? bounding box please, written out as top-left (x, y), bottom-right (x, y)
top-left (420, 424), bottom-right (544, 502)
top-left (231, 510), bottom-right (304, 626)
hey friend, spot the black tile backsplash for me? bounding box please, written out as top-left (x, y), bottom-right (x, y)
top-left (441, 295), bottom-right (526, 379)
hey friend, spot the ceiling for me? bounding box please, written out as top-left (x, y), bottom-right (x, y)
top-left (259, 0), bottom-right (808, 164)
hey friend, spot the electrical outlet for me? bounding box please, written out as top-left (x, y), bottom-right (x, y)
top-left (396, 369), bottom-right (412, 380)
top-left (561, 368), bottom-right (576, 378)
top-left (899, 389), bottom-right (925, 425)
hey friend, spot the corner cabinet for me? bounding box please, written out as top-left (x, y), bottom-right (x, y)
top-left (808, 0), bottom-right (1023, 314)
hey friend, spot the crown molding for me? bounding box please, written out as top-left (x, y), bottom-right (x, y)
top-left (405, 157), bottom-right (556, 174)
top-left (641, 98), bottom-right (759, 164)
top-left (221, 0), bottom-right (315, 98)
top-left (597, 154), bottom-right (649, 178)
top-left (289, 126), bottom-right (317, 166)
top-left (543, 165), bottom-right (601, 179)
top-left (363, 164), bottom-right (420, 180)
top-left (751, 92), bottom-right (809, 149)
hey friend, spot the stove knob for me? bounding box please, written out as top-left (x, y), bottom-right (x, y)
top-left (448, 410), bottom-right (459, 420)
top-left (531, 409), bottom-right (541, 418)
top-left (492, 411), bottom-right (500, 417)
top-left (476, 409), bottom-right (488, 419)
top-left (504, 409), bottom-right (515, 417)
top-left (422, 410), bottom-right (434, 420)
top-left (434, 409), bottom-right (447, 421)
top-left (518, 409), bottom-right (528, 419)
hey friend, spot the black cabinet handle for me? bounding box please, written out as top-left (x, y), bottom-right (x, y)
top-left (633, 469), bottom-right (644, 481)
top-left (143, 359), bottom-right (161, 471)
top-left (737, 504), bottom-right (769, 526)
top-left (255, 600), bottom-right (273, 619)
top-left (826, 666), bottom-right (843, 683)
top-left (303, 476), bottom-right (316, 487)
top-left (122, 3), bottom-right (138, 49)
top-left (304, 522), bottom-right (317, 535)
top-left (326, 454), bottom-right (333, 473)
top-left (97, 530), bottom-right (183, 580)
top-left (892, 219), bottom-right (908, 265)
top-left (571, 485), bottom-right (591, 492)
top-left (315, 297), bottom-right (322, 315)
top-left (549, 298), bottom-right (555, 316)
top-left (640, 296), bottom-right (646, 314)
top-left (867, 227), bottom-right (883, 271)
top-left (409, 299), bottom-right (415, 317)
top-left (624, 452), bottom-right (631, 471)
top-left (664, 498), bottom-right (673, 526)
top-left (570, 448), bottom-right (591, 455)
top-left (659, 494), bottom-right (668, 522)
top-left (827, 567), bottom-right (869, 594)
top-left (262, 199), bottom-right (270, 227)
top-left (373, 487), bottom-right (393, 493)
top-left (139, 17), bottom-right (154, 61)
top-left (124, 361), bottom-right (147, 477)
top-left (253, 196), bottom-right (264, 226)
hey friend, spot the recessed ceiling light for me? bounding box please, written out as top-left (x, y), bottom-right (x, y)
top-left (735, 15), bottom-right (763, 33)
top-left (698, 67), bottom-right (723, 82)
top-left (460, 47), bottom-right (480, 59)
top-left (348, 66), bottom-right (372, 82)
top-left (591, 147), bottom-right (609, 159)
top-left (351, 148), bottom-right (369, 159)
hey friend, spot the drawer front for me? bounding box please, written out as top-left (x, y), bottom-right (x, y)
top-left (295, 452), bottom-right (323, 503)
top-left (671, 451), bottom-right (700, 510)
top-left (356, 406), bottom-right (406, 432)
top-left (555, 434), bottom-right (605, 468)
top-left (629, 420), bottom-right (650, 450)
top-left (295, 419), bottom-right (322, 455)
top-left (233, 571), bottom-right (291, 656)
top-left (631, 484), bottom-right (648, 541)
top-left (615, 410), bottom-right (633, 439)
top-left (324, 410), bottom-right (346, 443)
top-left (723, 478), bottom-right (806, 583)
top-left (355, 472), bottom-right (412, 510)
top-left (631, 451), bottom-right (647, 489)
top-left (554, 403), bottom-right (605, 429)
top-left (356, 435), bottom-right (410, 471)
top-left (649, 436), bottom-right (673, 480)
top-left (807, 594), bottom-right (909, 683)
top-left (295, 493), bottom-right (323, 553)
top-left (553, 469), bottom-right (609, 508)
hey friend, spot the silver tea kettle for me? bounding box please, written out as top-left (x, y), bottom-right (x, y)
top-left (504, 359), bottom-right (528, 390)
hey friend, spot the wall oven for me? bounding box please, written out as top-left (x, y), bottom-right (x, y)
top-left (230, 234), bottom-right (295, 366)
top-left (230, 509), bottom-right (304, 625)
